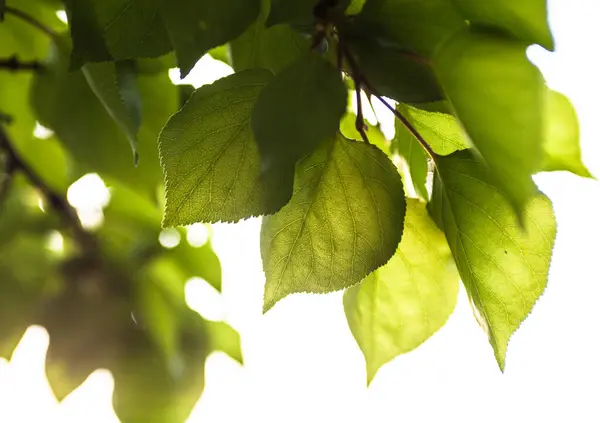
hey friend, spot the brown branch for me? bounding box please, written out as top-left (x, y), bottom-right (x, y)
top-left (0, 124), bottom-right (96, 253)
top-left (0, 55), bottom-right (44, 72)
top-left (4, 6), bottom-right (58, 39)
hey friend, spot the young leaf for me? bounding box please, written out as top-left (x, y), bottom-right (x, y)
top-left (261, 135), bottom-right (406, 312)
top-left (452, 0), bottom-right (554, 50)
top-left (434, 28), bottom-right (545, 215)
top-left (344, 34), bottom-right (443, 103)
top-left (355, 0), bottom-right (465, 58)
top-left (431, 150), bottom-right (556, 370)
top-left (540, 90), bottom-right (592, 178)
top-left (392, 122), bottom-right (429, 200)
top-left (158, 0), bottom-right (260, 77)
top-left (231, 0), bottom-right (310, 74)
top-left (83, 61), bottom-right (142, 163)
top-left (251, 53), bottom-right (347, 181)
top-left (64, 0), bottom-right (172, 66)
top-left (160, 69), bottom-right (295, 226)
top-left (344, 199), bottom-right (459, 384)
top-left (397, 103), bottom-right (470, 156)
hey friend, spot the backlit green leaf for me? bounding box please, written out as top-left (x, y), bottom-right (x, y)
top-left (431, 150), bottom-right (556, 370)
top-left (160, 69), bottom-right (294, 226)
top-left (434, 28), bottom-right (545, 215)
top-left (261, 135), bottom-right (405, 312)
top-left (397, 103), bottom-right (470, 156)
top-left (252, 53), bottom-right (347, 183)
top-left (158, 0), bottom-right (260, 77)
top-left (452, 0), bottom-right (553, 50)
top-left (83, 61), bottom-right (142, 162)
top-left (206, 320), bottom-right (243, 363)
top-left (355, 0), bottom-right (465, 57)
top-left (540, 90), bottom-right (592, 178)
top-left (344, 199), bottom-right (459, 383)
top-left (392, 121), bottom-right (429, 200)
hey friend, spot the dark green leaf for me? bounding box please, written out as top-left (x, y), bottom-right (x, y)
top-left (252, 53), bottom-right (347, 184)
top-left (540, 90), bottom-right (592, 177)
top-left (344, 199), bottom-right (458, 383)
top-left (345, 34), bottom-right (443, 103)
top-left (355, 0), bottom-right (465, 58)
top-left (261, 135), bottom-right (405, 311)
top-left (158, 0), bottom-right (260, 77)
top-left (160, 69), bottom-right (295, 226)
top-left (267, 0), bottom-right (318, 26)
top-left (83, 61), bottom-right (142, 162)
top-left (64, 0), bottom-right (172, 66)
top-left (431, 150), bottom-right (556, 369)
top-left (452, 0), bottom-right (554, 50)
top-left (231, 0), bottom-right (310, 74)
top-left (433, 28), bottom-right (545, 215)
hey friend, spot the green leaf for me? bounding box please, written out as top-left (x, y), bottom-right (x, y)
top-left (261, 135), bottom-right (405, 312)
top-left (252, 53), bottom-right (347, 184)
top-left (206, 320), bottom-right (243, 363)
top-left (430, 150), bottom-right (556, 369)
top-left (392, 122), bottom-right (429, 200)
top-left (32, 38), bottom-right (177, 197)
top-left (346, 0), bottom-right (366, 15)
top-left (344, 34), bottom-right (443, 103)
top-left (355, 0), bottom-right (465, 58)
top-left (83, 61), bottom-right (142, 163)
top-left (339, 113), bottom-right (389, 153)
top-left (397, 103), bottom-right (470, 156)
top-left (344, 199), bottom-right (459, 383)
top-left (452, 0), bottom-right (554, 50)
top-left (158, 0), bottom-right (260, 77)
top-left (433, 28), bottom-right (545, 215)
top-left (540, 90), bottom-right (592, 178)
top-left (231, 0), bottom-right (310, 74)
top-left (160, 69), bottom-right (295, 226)
top-left (64, 0), bottom-right (172, 66)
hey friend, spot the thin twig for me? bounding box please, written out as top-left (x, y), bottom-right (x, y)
top-left (370, 92), bottom-right (436, 158)
top-left (0, 125), bottom-right (96, 253)
top-left (0, 55), bottom-right (44, 72)
top-left (4, 6), bottom-right (58, 39)
top-left (354, 84), bottom-right (371, 144)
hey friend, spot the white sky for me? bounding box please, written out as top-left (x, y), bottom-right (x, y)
top-left (1, 1), bottom-right (600, 422)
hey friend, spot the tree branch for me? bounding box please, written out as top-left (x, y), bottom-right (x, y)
top-left (0, 124), bottom-right (96, 253)
top-left (0, 55), bottom-right (44, 72)
top-left (4, 5), bottom-right (58, 39)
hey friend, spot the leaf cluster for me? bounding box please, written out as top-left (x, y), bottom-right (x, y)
top-left (0, 0), bottom-right (591, 413)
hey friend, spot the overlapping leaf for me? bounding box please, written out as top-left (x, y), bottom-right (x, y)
top-left (452, 0), bottom-right (554, 50)
top-left (261, 135), bottom-right (405, 311)
top-left (252, 53), bottom-right (347, 185)
top-left (430, 150), bottom-right (556, 369)
top-left (355, 0), bottom-right (466, 57)
top-left (344, 200), bottom-right (459, 383)
top-left (83, 61), bottom-right (142, 162)
top-left (160, 69), bottom-right (296, 226)
top-left (434, 28), bottom-right (545, 215)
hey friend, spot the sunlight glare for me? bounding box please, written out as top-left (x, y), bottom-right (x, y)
top-left (159, 228), bottom-right (182, 249)
top-left (185, 278), bottom-right (226, 322)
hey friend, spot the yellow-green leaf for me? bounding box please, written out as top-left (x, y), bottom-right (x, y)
top-left (344, 199), bottom-right (459, 383)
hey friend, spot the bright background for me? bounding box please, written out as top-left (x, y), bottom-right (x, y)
top-left (1, 1), bottom-right (599, 422)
